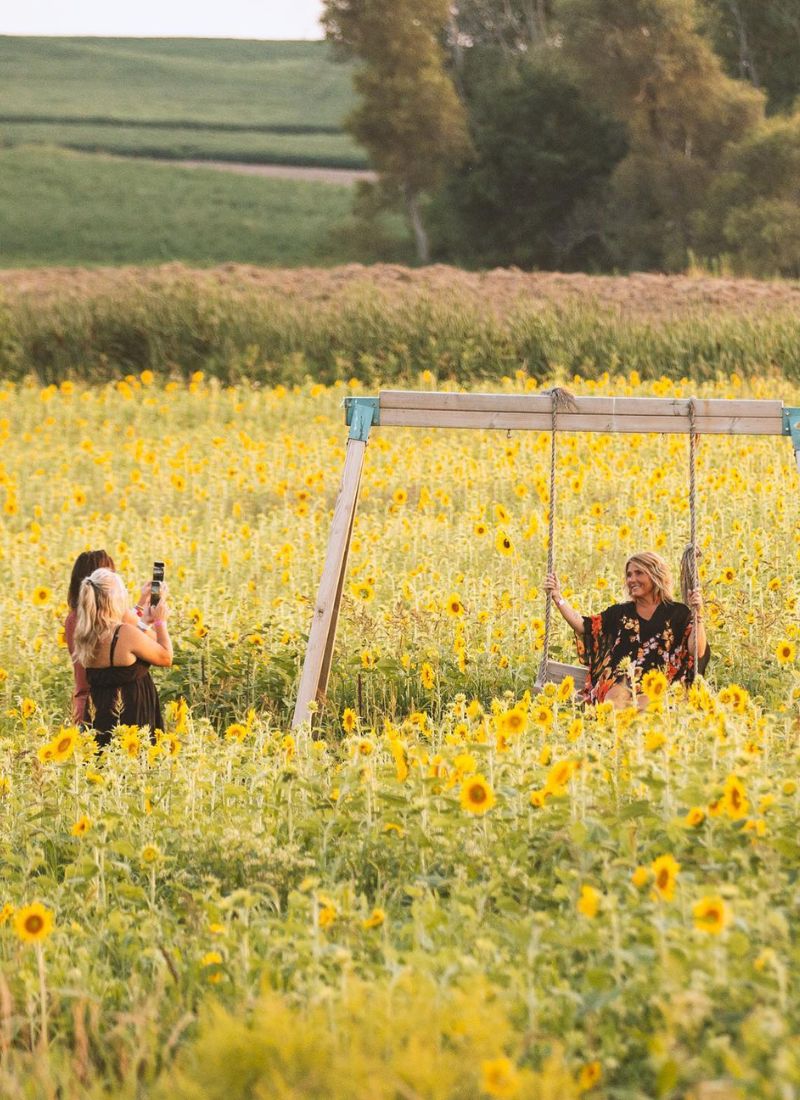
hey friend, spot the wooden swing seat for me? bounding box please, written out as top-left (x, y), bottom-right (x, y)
top-left (538, 660), bottom-right (588, 692)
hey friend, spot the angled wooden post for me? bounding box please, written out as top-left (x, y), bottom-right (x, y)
top-left (292, 398), bottom-right (378, 729)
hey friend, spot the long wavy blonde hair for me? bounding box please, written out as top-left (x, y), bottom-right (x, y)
top-left (625, 552), bottom-right (674, 604)
top-left (72, 568), bottom-right (129, 667)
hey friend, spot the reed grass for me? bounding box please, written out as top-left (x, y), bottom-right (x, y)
top-left (2, 267), bottom-right (799, 385)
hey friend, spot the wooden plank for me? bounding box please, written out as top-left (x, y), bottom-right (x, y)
top-left (292, 438), bottom-right (366, 730)
top-left (380, 390), bottom-right (783, 420)
top-left (539, 660), bottom-right (589, 690)
top-left (317, 484), bottom-right (359, 701)
top-left (380, 407), bottom-right (784, 435)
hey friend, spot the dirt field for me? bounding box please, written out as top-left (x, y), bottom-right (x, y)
top-left (1, 263), bottom-right (799, 320)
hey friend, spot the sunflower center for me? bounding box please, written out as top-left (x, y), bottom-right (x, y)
top-left (657, 870), bottom-right (669, 890)
top-left (25, 915), bottom-right (43, 934)
top-left (470, 785), bottom-right (487, 804)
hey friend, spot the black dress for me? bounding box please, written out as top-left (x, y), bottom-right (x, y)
top-left (85, 624), bottom-right (163, 746)
top-left (576, 600), bottom-right (710, 703)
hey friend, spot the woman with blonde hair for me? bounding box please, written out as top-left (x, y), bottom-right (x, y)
top-left (72, 568), bottom-right (172, 746)
top-left (544, 551), bottom-right (709, 708)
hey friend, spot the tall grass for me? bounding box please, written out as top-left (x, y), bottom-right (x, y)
top-left (2, 267), bottom-right (799, 385)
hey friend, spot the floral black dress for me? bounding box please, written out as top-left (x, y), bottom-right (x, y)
top-left (576, 600), bottom-right (710, 703)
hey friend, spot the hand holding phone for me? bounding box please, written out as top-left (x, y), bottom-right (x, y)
top-left (150, 561), bottom-right (165, 608)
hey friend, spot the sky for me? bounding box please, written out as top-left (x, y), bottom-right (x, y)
top-left (0, 0), bottom-right (325, 39)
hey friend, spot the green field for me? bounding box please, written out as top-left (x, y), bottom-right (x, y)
top-left (0, 121), bottom-right (366, 169)
top-left (0, 146), bottom-right (365, 267)
top-left (0, 37), bottom-right (364, 167)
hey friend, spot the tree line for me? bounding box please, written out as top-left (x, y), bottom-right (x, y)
top-left (323, 0), bottom-right (800, 275)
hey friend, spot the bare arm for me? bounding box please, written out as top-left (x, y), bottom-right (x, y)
top-left (122, 593), bottom-right (173, 667)
top-left (543, 573), bottom-right (585, 636)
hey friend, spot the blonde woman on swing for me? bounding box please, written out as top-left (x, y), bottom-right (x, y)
top-left (545, 551), bottom-right (709, 709)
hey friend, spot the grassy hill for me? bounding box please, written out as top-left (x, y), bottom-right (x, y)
top-left (0, 37), bottom-right (366, 167)
top-left (0, 146), bottom-right (374, 267)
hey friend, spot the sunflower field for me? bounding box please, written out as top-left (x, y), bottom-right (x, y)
top-left (1, 369), bottom-right (799, 1098)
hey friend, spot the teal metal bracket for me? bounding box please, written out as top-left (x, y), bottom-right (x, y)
top-left (783, 407), bottom-right (800, 471)
top-left (344, 396), bottom-right (380, 442)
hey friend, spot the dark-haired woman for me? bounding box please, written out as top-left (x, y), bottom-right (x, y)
top-left (71, 567), bottom-right (172, 746)
top-left (65, 550), bottom-right (146, 724)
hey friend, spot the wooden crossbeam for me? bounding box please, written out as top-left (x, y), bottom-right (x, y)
top-left (379, 391), bottom-right (785, 436)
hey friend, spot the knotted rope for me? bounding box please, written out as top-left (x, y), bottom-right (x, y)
top-left (679, 397), bottom-right (701, 675)
top-left (536, 387), bottom-right (578, 689)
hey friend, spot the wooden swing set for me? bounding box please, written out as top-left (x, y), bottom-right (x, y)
top-left (291, 389), bottom-right (800, 728)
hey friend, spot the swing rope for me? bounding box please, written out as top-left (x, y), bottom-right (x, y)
top-left (679, 397), bottom-right (702, 675)
top-left (536, 387), bottom-right (577, 689)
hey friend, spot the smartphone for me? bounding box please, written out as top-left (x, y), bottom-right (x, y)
top-left (150, 561), bottom-right (165, 608)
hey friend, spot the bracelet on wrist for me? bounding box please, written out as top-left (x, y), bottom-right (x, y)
top-left (153, 619), bottom-right (166, 627)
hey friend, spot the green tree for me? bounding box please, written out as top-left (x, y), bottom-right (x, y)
top-left (323, 0), bottom-right (472, 263)
top-left (431, 60), bottom-right (628, 269)
top-left (559, 0), bottom-right (764, 269)
top-left (449, 0), bottom-right (556, 58)
top-left (698, 112), bottom-right (800, 275)
top-left (697, 0), bottom-right (800, 115)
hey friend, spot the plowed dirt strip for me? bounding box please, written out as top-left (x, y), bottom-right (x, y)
top-left (1, 264), bottom-right (798, 319)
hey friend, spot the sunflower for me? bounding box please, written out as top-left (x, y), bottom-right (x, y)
top-left (641, 669), bottom-right (668, 703)
top-left (684, 807), bottom-right (705, 828)
top-left (577, 884), bottom-right (600, 918)
top-left (481, 1057), bottom-right (520, 1099)
top-left (70, 816), bottom-right (91, 837)
top-left (200, 950), bottom-right (224, 983)
top-left (420, 663), bottom-right (436, 691)
top-left (21, 698), bottom-right (37, 719)
top-left (225, 723), bottom-right (248, 742)
top-left (578, 1061), bottom-right (602, 1092)
top-left (545, 759), bottom-right (576, 795)
top-left (460, 774), bottom-right (496, 815)
top-left (318, 903), bottom-right (337, 929)
top-left (631, 866), bottom-right (649, 889)
top-left (51, 727), bottom-right (79, 763)
top-left (120, 729), bottom-right (141, 758)
top-left (32, 586), bottom-right (51, 607)
top-left (140, 844), bottom-right (161, 864)
top-left (362, 907), bottom-right (386, 930)
top-left (13, 901), bottom-right (54, 944)
top-left (692, 895), bottom-right (731, 934)
top-left (342, 708), bottom-right (358, 734)
top-left (473, 521), bottom-right (488, 537)
top-left (721, 774), bottom-right (749, 820)
top-left (531, 704), bottom-right (554, 730)
top-left (651, 854), bottom-right (680, 901)
top-left (497, 708), bottom-right (528, 737)
top-left (36, 742), bottom-right (56, 764)
top-left (392, 488), bottom-right (408, 505)
top-left (453, 752), bottom-right (477, 775)
top-left (349, 580), bottom-right (375, 603)
top-left (556, 676), bottom-right (575, 702)
top-left (445, 593), bottom-right (464, 617)
top-left (493, 503), bottom-right (511, 524)
top-left (495, 529), bottom-right (514, 556)
top-left (775, 640), bottom-right (796, 665)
